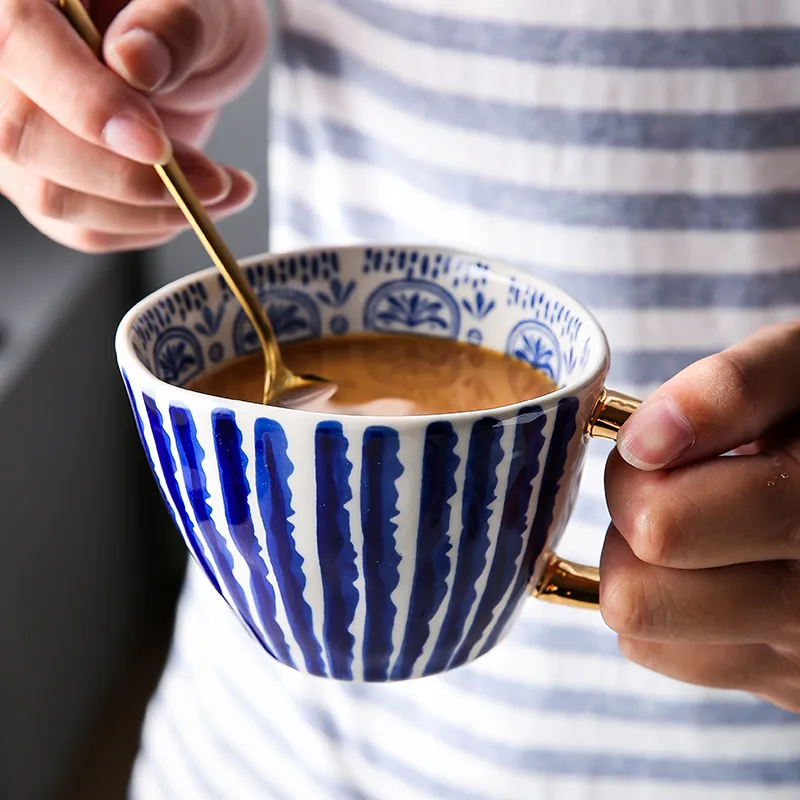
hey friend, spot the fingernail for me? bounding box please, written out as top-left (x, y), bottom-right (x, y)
top-left (223, 168), bottom-right (259, 209)
top-left (209, 177), bottom-right (258, 221)
top-left (177, 162), bottom-right (232, 203)
top-left (232, 168), bottom-right (259, 199)
top-left (107, 28), bottom-right (172, 92)
top-left (617, 395), bottom-right (695, 471)
top-left (103, 114), bottom-right (171, 164)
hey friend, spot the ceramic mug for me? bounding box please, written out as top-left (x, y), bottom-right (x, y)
top-left (116, 245), bottom-right (638, 682)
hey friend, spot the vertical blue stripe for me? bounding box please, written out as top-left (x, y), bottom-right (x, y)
top-left (254, 417), bottom-right (325, 675)
top-left (122, 373), bottom-right (176, 522)
top-left (315, 421), bottom-right (359, 679)
top-left (527, 397), bottom-right (580, 559)
top-left (480, 397), bottom-right (580, 657)
top-left (127, 379), bottom-right (269, 653)
top-left (169, 405), bottom-right (275, 658)
top-left (121, 371), bottom-right (148, 452)
top-left (425, 416), bottom-right (504, 676)
top-left (360, 426), bottom-right (403, 682)
top-left (213, 409), bottom-right (294, 667)
top-left (141, 393), bottom-right (222, 596)
top-left (391, 421), bottom-right (460, 680)
top-left (451, 407), bottom-right (547, 666)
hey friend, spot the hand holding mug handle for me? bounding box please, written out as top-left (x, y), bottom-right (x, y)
top-left (532, 390), bottom-right (641, 609)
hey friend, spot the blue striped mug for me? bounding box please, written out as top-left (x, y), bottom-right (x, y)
top-left (116, 245), bottom-right (638, 682)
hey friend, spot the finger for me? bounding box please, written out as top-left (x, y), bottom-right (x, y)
top-left (616, 322), bottom-right (800, 470)
top-left (599, 526), bottom-right (800, 645)
top-left (0, 79), bottom-right (230, 205)
top-left (1, 162), bottom-right (256, 234)
top-left (157, 107), bottom-right (219, 149)
top-left (19, 211), bottom-right (180, 254)
top-left (605, 447), bottom-right (800, 569)
top-left (0, 1), bottom-right (170, 163)
top-left (104, 0), bottom-right (268, 106)
top-left (617, 637), bottom-right (789, 697)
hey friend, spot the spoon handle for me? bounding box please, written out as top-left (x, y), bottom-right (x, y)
top-left (59, 0), bottom-right (282, 400)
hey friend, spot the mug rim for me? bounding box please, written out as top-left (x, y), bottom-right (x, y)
top-left (116, 243), bottom-right (611, 424)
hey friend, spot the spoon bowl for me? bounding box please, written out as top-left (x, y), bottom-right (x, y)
top-left (269, 369), bottom-right (340, 409)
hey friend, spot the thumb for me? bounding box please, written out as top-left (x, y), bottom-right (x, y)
top-left (101, 0), bottom-right (249, 95)
top-left (616, 321), bottom-right (800, 471)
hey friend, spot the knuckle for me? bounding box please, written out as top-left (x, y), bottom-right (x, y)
top-left (70, 228), bottom-right (114, 254)
top-left (618, 484), bottom-right (684, 567)
top-left (155, 205), bottom-right (184, 230)
top-left (29, 179), bottom-right (68, 219)
top-left (70, 79), bottom-right (147, 143)
top-left (114, 160), bottom-right (158, 203)
top-left (173, 2), bottom-right (205, 38)
top-left (631, 504), bottom-right (669, 566)
top-left (153, 2), bottom-right (205, 63)
top-left (707, 351), bottom-right (758, 423)
top-left (600, 571), bottom-right (652, 638)
top-left (0, 88), bottom-right (33, 163)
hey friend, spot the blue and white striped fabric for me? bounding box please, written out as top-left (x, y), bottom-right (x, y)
top-left (130, 1), bottom-right (800, 797)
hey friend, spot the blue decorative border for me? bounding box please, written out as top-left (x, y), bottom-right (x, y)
top-left (364, 278), bottom-right (461, 338)
top-left (129, 247), bottom-right (593, 389)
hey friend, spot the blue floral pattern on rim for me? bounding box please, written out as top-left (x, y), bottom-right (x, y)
top-left (153, 328), bottom-right (205, 385)
top-left (128, 246), bottom-right (594, 389)
top-left (364, 279), bottom-right (461, 338)
top-left (233, 288), bottom-right (323, 356)
top-left (505, 320), bottom-right (562, 383)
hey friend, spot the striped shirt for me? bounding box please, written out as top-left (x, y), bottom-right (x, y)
top-left (130, 2), bottom-right (800, 797)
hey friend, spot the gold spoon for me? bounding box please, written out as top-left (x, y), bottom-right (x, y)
top-left (59, 0), bottom-right (335, 407)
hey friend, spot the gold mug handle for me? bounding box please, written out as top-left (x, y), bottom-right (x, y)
top-left (532, 389), bottom-right (641, 610)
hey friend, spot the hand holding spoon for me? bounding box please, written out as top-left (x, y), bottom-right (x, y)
top-left (59, 0), bottom-right (335, 407)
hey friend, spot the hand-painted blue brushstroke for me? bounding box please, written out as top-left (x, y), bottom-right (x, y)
top-left (315, 421), bottom-right (359, 679)
top-left (448, 406), bottom-right (547, 667)
top-left (170, 404), bottom-right (275, 659)
top-left (360, 426), bottom-right (403, 681)
top-left (121, 371), bottom-right (147, 447)
top-left (122, 372), bottom-right (176, 520)
top-left (479, 397), bottom-right (579, 657)
top-left (141, 393), bottom-right (222, 596)
top-left (213, 410), bottom-right (294, 667)
top-left (255, 418), bottom-right (325, 675)
top-left (526, 397), bottom-right (580, 561)
top-left (424, 416), bottom-right (504, 676)
top-left (391, 421), bottom-right (459, 680)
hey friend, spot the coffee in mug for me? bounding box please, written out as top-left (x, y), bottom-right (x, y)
top-left (188, 332), bottom-right (557, 415)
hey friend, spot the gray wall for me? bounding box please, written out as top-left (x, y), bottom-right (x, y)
top-left (0, 204), bottom-right (151, 800)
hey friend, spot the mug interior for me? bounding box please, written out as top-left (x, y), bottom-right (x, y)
top-left (120, 245), bottom-right (608, 408)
